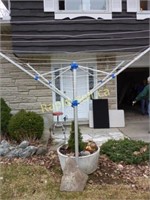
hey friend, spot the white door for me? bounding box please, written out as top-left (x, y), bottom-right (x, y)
top-left (62, 68), bottom-right (89, 120)
top-left (52, 56), bottom-right (97, 122)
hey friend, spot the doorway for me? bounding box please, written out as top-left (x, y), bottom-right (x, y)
top-left (52, 62), bottom-right (97, 121)
top-left (62, 68), bottom-right (89, 120)
top-left (117, 67), bottom-right (149, 114)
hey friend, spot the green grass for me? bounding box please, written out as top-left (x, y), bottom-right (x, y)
top-left (1, 163), bottom-right (149, 200)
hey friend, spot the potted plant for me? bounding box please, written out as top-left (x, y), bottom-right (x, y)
top-left (57, 121), bottom-right (100, 174)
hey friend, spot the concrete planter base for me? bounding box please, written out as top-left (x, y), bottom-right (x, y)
top-left (57, 146), bottom-right (100, 174)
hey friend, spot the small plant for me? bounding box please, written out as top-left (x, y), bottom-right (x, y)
top-left (68, 121), bottom-right (86, 152)
top-left (100, 138), bottom-right (149, 164)
top-left (8, 109), bottom-right (44, 142)
top-left (0, 98), bottom-right (12, 135)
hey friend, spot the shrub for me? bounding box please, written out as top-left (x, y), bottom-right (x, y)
top-left (100, 138), bottom-right (149, 164)
top-left (68, 121), bottom-right (86, 152)
top-left (0, 98), bottom-right (12, 135)
top-left (8, 109), bottom-right (44, 142)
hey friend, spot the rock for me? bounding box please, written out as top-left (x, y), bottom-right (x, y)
top-left (85, 141), bottom-right (97, 153)
top-left (8, 146), bottom-right (16, 151)
top-left (19, 150), bottom-right (32, 158)
top-left (60, 158), bottom-right (88, 192)
top-left (19, 146), bottom-right (37, 158)
top-left (36, 146), bottom-right (47, 156)
top-left (117, 164), bottom-right (124, 171)
top-left (80, 151), bottom-right (91, 156)
top-left (0, 147), bottom-right (10, 156)
top-left (0, 140), bottom-right (45, 158)
top-left (1, 140), bottom-right (10, 148)
top-left (19, 141), bottom-right (30, 149)
top-left (6, 148), bottom-right (23, 158)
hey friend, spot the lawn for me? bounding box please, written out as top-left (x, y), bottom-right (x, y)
top-left (0, 154), bottom-right (149, 200)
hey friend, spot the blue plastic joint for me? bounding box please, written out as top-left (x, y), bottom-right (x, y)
top-left (48, 80), bottom-right (52, 85)
top-left (70, 62), bottom-right (78, 70)
top-left (98, 80), bottom-right (103, 83)
top-left (34, 74), bottom-right (39, 80)
top-left (71, 100), bottom-right (79, 107)
top-left (111, 73), bottom-right (116, 79)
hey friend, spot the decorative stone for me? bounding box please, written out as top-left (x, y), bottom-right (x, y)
top-left (1, 140), bottom-right (10, 148)
top-left (0, 140), bottom-right (44, 158)
top-left (19, 146), bottom-right (37, 158)
top-left (36, 146), bottom-right (47, 156)
top-left (19, 141), bottom-right (30, 149)
top-left (0, 147), bottom-right (10, 156)
top-left (117, 164), bottom-right (124, 171)
top-left (6, 148), bottom-right (23, 158)
top-left (60, 158), bottom-right (88, 192)
top-left (80, 151), bottom-right (91, 156)
top-left (19, 150), bottom-right (32, 158)
top-left (8, 146), bottom-right (16, 151)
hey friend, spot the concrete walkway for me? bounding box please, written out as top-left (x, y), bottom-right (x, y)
top-left (119, 111), bottom-right (150, 143)
top-left (46, 111), bottom-right (150, 150)
top-left (50, 126), bottom-right (125, 149)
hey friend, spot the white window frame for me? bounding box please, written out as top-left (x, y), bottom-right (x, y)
top-left (43, 0), bottom-right (123, 19)
top-left (57, 0), bottom-right (108, 12)
top-left (137, 0), bottom-right (150, 20)
top-left (127, 0), bottom-right (150, 20)
top-left (54, 0), bottom-right (112, 19)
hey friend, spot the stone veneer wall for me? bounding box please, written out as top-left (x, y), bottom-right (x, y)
top-left (0, 33), bottom-right (53, 141)
top-left (1, 55), bottom-right (53, 141)
top-left (1, 32), bottom-right (53, 115)
top-left (97, 54), bottom-right (117, 109)
top-left (1, 58), bottom-right (53, 115)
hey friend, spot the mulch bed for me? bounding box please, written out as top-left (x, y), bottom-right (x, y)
top-left (0, 147), bottom-right (149, 192)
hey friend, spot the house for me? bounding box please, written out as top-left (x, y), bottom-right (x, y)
top-left (1, 0), bottom-right (150, 126)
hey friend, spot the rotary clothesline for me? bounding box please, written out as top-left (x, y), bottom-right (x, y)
top-left (0, 46), bottom-right (150, 163)
top-left (0, 48), bottom-right (149, 104)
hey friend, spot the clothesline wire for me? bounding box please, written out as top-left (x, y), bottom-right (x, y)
top-left (0, 52), bottom-right (137, 62)
top-left (1, 45), bottom-right (149, 54)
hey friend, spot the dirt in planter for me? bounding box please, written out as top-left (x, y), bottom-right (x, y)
top-left (59, 141), bottom-right (98, 156)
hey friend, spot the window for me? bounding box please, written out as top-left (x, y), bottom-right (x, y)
top-left (137, 0), bottom-right (150, 19)
top-left (58, 0), bottom-right (107, 11)
top-left (44, 0), bottom-right (124, 19)
top-left (127, 0), bottom-right (150, 19)
top-left (140, 0), bottom-right (150, 11)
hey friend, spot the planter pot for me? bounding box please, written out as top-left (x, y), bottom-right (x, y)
top-left (57, 146), bottom-right (100, 174)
